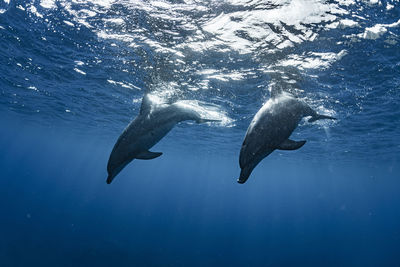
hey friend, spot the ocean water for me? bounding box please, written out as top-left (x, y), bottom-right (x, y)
top-left (1, 0), bottom-right (400, 266)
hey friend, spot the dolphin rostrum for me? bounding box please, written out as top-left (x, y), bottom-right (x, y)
top-left (238, 92), bottom-right (336, 184)
top-left (107, 94), bottom-right (217, 184)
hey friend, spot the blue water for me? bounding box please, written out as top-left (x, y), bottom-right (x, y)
top-left (1, 0), bottom-right (400, 266)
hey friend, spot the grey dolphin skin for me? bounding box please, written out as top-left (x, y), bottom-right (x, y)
top-left (238, 92), bottom-right (336, 184)
top-left (107, 94), bottom-right (217, 184)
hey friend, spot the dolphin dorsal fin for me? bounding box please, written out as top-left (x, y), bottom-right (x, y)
top-left (270, 88), bottom-right (282, 98)
top-left (140, 94), bottom-right (152, 115)
top-left (269, 84), bottom-right (284, 99)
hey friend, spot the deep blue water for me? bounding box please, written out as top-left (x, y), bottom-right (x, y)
top-left (1, 0), bottom-right (400, 266)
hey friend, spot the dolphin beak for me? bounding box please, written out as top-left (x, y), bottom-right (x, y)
top-left (237, 166), bottom-right (253, 184)
top-left (237, 177), bottom-right (248, 184)
top-left (237, 178), bottom-right (246, 184)
top-left (106, 160), bottom-right (130, 184)
top-left (106, 174), bottom-right (114, 184)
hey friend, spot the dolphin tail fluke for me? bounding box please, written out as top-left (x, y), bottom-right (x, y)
top-left (308, 114), bottom-right (337, 123)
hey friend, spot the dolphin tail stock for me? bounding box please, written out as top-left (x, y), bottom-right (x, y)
top-left (308, 114), bottom-right (337, 123)
top-left (196, 118), bottom-right (221, 124)
top-left (182, 108), bottom-right (221, 124)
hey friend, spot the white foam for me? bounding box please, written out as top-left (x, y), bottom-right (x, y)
top-left (366, 0), bottom-right (380, 5)
top-left (74, 60), bottom-right (85, 66)
top-left (0, 0), bottom-right (10, 12)
top-left (107, 79), bottom-right (141, 90)
top-left (27, 86), bottom-right (39, 91)
top-left (337, 0), bottom-right (356, 6)
top-left (384, 38), bottom-right (397, 45)
top-left (151, 0), bottom-right (171, 9)
top-left (64, 20), bottom-right (75, 27)
top-left (97, 31), bottom-right (135, 43)
top-left (362, 24), bottom-right (387, 40)
top-left (104, 18), bottom-right (125, 25)
top-left (40, 0), bottom-right (56, 9)
top-left (94, 0), bottom-right (116, 8)
top-left (338, 19), bottom-right (359, 29)
top-left (201, 0), bottom-right (348, 54)
top-left (198, 69), bottom-right (246, 82)
top-left (27, 5), bottom-right (43, 18)
top-left (74, 68), bottom-right (86, 75)
top-left (276, 50), bottom-right (348, 70)
top-left (361, 19), bottom-right (400, 40)
top-left (386, 3), bottom-right (394, 10)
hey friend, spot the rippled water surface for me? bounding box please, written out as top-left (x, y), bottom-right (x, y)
top-left (1, 0), bottom-right (399, 266)
top-left (1, 0), bottom-right (399, 158)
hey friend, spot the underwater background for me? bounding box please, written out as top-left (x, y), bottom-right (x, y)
top-left (1, 0), bottom-right (399, 266)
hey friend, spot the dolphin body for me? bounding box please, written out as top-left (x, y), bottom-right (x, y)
top-left (238, 92), bottom-right (336, 184)
top-left (107, 94), bottom-right (216, 184)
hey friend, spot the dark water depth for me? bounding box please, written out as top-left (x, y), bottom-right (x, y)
top-left (1, 118), bottom-right (399, 266)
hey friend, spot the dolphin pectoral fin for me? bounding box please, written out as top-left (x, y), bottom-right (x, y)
top-left (136, 151), bottom-right (163, 160)
top-left (308, 114), bottom-right (337, 123)
top-left (277, 139), bottom-right (306, 150)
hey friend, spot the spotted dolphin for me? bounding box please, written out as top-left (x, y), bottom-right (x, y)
top-left (238, 92), bottom-right (336, 184)
top-left (107, 94), bottom-right (217, 184)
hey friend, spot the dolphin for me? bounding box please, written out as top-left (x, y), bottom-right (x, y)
top-left (238, 92), bottom-right (336, 184)
top-left (107, 94), bottom-right (217, 184)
